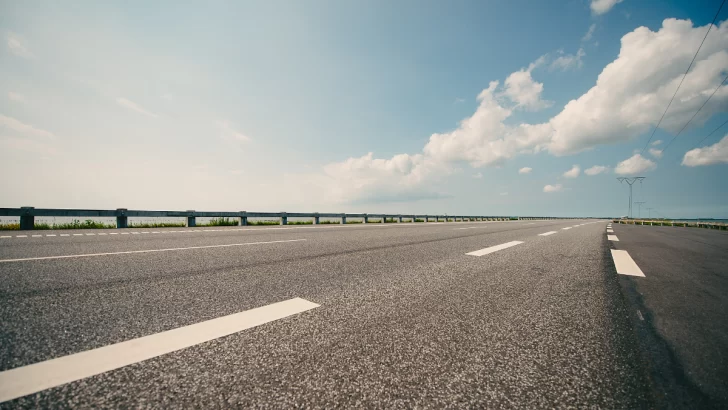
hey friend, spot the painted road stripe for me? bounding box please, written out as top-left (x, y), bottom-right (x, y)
top-left (73, 234), bottom-right (83, 236)
top-left (466, 241), bottom-right (524, 256)
top-left (60, 234), bottom-right (69, 237)
top-left (0, 236), bottom-right (10, 238)
top-left (610, 249), bottom-right (645, 277)
top-left (0, 239), bottom-right (307, 263)
top-left (608, 235), bottom-right (619, 241)
top-left (607, 229), bottom-right (614, 233)
top-left (16, 235), bottom-right (27, 238)
top-left (562, 227), bottom-right (571, 230)
top-left (539, 231), bottom-right (557, 236)
top-left (32, 235), bottom-right (42, 238)
top-left (0, 297), bottom-right (319, 403)
top-left (46, 234), bottom-right (56, 237)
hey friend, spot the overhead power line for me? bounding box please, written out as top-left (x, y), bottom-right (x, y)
top-left (659, 72), bottom-right (728, 155)
top-left (640, 0), bottom-right (726, 154)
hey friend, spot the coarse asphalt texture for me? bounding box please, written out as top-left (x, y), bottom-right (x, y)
top-left (0, 219), bottom-right (722, 408)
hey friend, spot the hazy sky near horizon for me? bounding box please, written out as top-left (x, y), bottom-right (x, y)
top-left (1, 0), bottom-right (727, 218)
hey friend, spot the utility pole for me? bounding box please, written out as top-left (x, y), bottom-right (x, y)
top-left (634, 201), bottom-right (646, 219)
top-left (647, 207), bottom-right (653, 219)
top-left (617, 177), bottom-right (646, 218)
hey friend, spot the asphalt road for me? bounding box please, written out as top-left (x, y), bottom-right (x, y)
top-left (610, 223), bottom-right (728, 409)
top-left (0, 219), bottom-right (721, 408)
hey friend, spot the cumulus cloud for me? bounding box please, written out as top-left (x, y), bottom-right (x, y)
top-left (550, 48), bottom-right (586, 71)
top-left (651, 140), bottom-right (663, 146)
top-left (7, 32), bottom-right (33, 58)
top-left (563, 164), bottom-right (581, 178)
top-left (547, 19), bottom-right (728, 155)
top-left (217, 120), bottom-right (251, 143)
top-left (584, 165), bottom-right (609, 175)
top-left (116, 98), bottom-right (159, 118)
top-left (590, 0), bottom-right (624, 15)
top-left (543, 184), bottom-right (563, 193)
top-left (519, 167), bottom-right (533, 174)
top-left (648, 148), bottom-right (663, 158)
top-left (0, 114), bottom-right (56, 139)
top-left (615, 154), bottom-right (656, 175)
top-left (7, 92), bottom-right (26, 103)
top-left (295, 19), bottom-right (727, 205)
top-left (502, 67), bottom-right (552, 110)
top-left (682, 134), bottom-right (728, 166)
top-left (473, 172), bottom-right (483, 179)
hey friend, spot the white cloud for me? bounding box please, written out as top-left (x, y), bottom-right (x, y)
top-left (584, 165), bottom-right (609, 175)
top-left (0, 114), bottom-right (56, 139)
top-left (0, 136), bottom-right (57, 155)
top-left (116, 98), bottom-right (159, 118)
top-left (651, 139), bottom-right (663, 146)
top-left (216, 120), bottom-right (251, 143)
top-left (550, 48), bottom-right (586, 71)
top-left (543, 184), bottom-right (563, 193)
top-left (473, 172), bottom-right (483, 179)
top-left (582, 24), bottom-right (597, 42)
top-left (547, 19), bottom-right (728, 155)
top-left (590, 0), bottom-right (624, 15)
top-left (518, 167), bottom-right (533, 174)
top-left (563, 164), bottom-right (581, 178)
top-left (500, 192), bottom-right (508, 196)
top-left (682, 134), bottom-right (728, 166)
top-left (648, 148), bottom-right (663, 158)
top-left (502, 67), bottom-right (552, 110)
top-left (7, 92), bottom-right (26, 103)
top-left (7, 32), bottom-right (33, 58)
top-left (615, 154), bottom-right (656, 175)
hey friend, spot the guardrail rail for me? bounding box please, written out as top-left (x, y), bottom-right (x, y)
top-left (0, 207), bottom-right (584, 230)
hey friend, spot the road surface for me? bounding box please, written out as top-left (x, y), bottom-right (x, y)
top-left (0, 219), bottom-right (725, 407)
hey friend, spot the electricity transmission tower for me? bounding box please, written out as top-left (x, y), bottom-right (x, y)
top-left (634, 201), bottom-right (646, 219)
top-left (617, 177), bottom-right (646, 218)
top-left (647, 207), bottom-right (654, 219)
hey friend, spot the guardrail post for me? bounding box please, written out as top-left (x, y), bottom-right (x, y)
top-left (341, 214), bottom-right (347, 224)
top-left (398, 215), bottom-right (403, 223)
top-left (186, 210), bottom-right (196, 227)
top-left (314, 213), bottom-right (319, 225)
top-left (280, 212), bottom-right (287, 225)
top-left (363, 214), bottom-right (368, 224)
top-left (116, 208), bottom-right (128, 228)
top-left (240, 212), bottom-right (248, 226)
top-left (381, 215), bottom-right (386, 223)
top-left (20, 206), bottom-right (34, 230)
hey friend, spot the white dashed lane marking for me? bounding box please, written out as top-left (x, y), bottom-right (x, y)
top-left (539, 231), bottom-right (557, 236)
top-left (466, 241), bottom-right (524, 256)
top-left (562, 227), bottom-right (572, 230)
top-left (610, 249), bottom-right (645, 277)
top-left (0, 298), bottom-right (320, 403)
top-left (608, 235), bottom-right (619, 241)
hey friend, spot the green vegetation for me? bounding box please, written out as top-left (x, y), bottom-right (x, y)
top-left (196, 217), bottom-right (239, 227)
top-left (415, 218), bottom-right (425, 223)
top-left (0, 219), bottom-right (119, 230)
top-left (319, 220), bottom-right (340, 224)
top-left (346, 220), bottom-right (363, 224)
top-left (248, 220), bottom-right (280, 226)
top-left (0, 222), bottom-right (20, 230)
top-left (287, 220), bottom-right (313, 225)
top-left (129, 221), bottom-right (185, 228)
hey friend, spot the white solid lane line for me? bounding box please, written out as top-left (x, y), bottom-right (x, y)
top-left (610, 249), bottom-right (645, 277)
top-left (539, 231), bottom-right (557, 236)
top-left (0, 239), bottom-right (307, 263)
top-left (466, 241), bottom-right (524, 256)
top-left (0, 297), bottom-right (319, 403)
top-left (608, 235), bottom-right (619, 241)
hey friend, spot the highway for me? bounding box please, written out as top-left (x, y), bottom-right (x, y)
top-left (0, 219), bottom-right (725, 408)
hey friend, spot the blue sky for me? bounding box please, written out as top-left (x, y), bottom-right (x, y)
top-left (1, 0), bottom-right (727, 218)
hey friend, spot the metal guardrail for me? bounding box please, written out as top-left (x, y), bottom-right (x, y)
top-left (613, 219), bottom-right (728, 230)
top-left (0, 207), bottom-right (581, 230)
